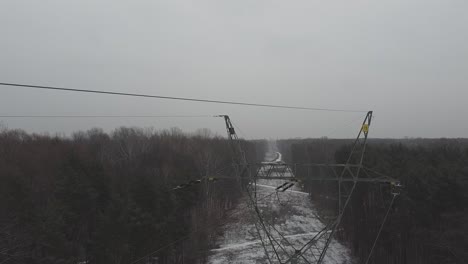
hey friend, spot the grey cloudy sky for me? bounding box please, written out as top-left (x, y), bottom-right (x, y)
top-left (1, 0), bottom-right (467, 139)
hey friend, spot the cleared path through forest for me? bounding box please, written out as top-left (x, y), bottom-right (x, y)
top-left (207, 152), bottom-right (353, 264)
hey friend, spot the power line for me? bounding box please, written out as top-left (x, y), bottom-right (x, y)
top-left (129, 189), bottom-right (284, 264)
top-left (364, 194), bottom-right (397, 264)
top-left (129, 236), bottom-right (189, 264)
top-left (0, 115), bottom-right (212, 118)
top-left (0, 82), bottom-right (368, 113)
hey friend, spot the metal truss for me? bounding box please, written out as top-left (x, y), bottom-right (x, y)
top-left (219, 111), bottom-right (401, 264)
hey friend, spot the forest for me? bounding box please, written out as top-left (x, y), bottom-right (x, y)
top-left (0, 127), bottom-right (262, 264)
top-left (279, 138), bottom-right (468, 264)
top-left (2, 124), bottom-right (467, 264)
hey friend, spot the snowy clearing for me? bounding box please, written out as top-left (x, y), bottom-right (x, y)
top-left (207, 152), bottom-right (353, 264)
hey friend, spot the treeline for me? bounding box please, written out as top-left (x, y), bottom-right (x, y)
top-left (279, 138), bottom-right (468, 264)
top-left (0, 127), bottom-right (260, 264)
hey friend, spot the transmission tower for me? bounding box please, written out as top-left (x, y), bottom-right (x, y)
top-left (218, 112), bottom-right (401, 264)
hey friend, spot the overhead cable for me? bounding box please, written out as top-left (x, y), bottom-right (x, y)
top-left (364, 194), bottom-right (397, 264)
top-left (130, 188), bottom-right (285, 264)
top-left (0, 82), bottom-right (367, 113)
top-left (0, 115), bottom-right (212, 118)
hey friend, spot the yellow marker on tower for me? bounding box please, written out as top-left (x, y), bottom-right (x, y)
top-left (362, 124), bottom-right (369, 133)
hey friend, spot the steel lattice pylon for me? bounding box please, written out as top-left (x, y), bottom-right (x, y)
top-left (218, 112), bottom-right (401, 264)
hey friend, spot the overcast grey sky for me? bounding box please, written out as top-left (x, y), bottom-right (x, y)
top-left (1, 0), bottom-right (467, 138)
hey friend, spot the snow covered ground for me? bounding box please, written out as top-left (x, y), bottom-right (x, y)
top-left (207, 152), bottom-right (353, 264)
